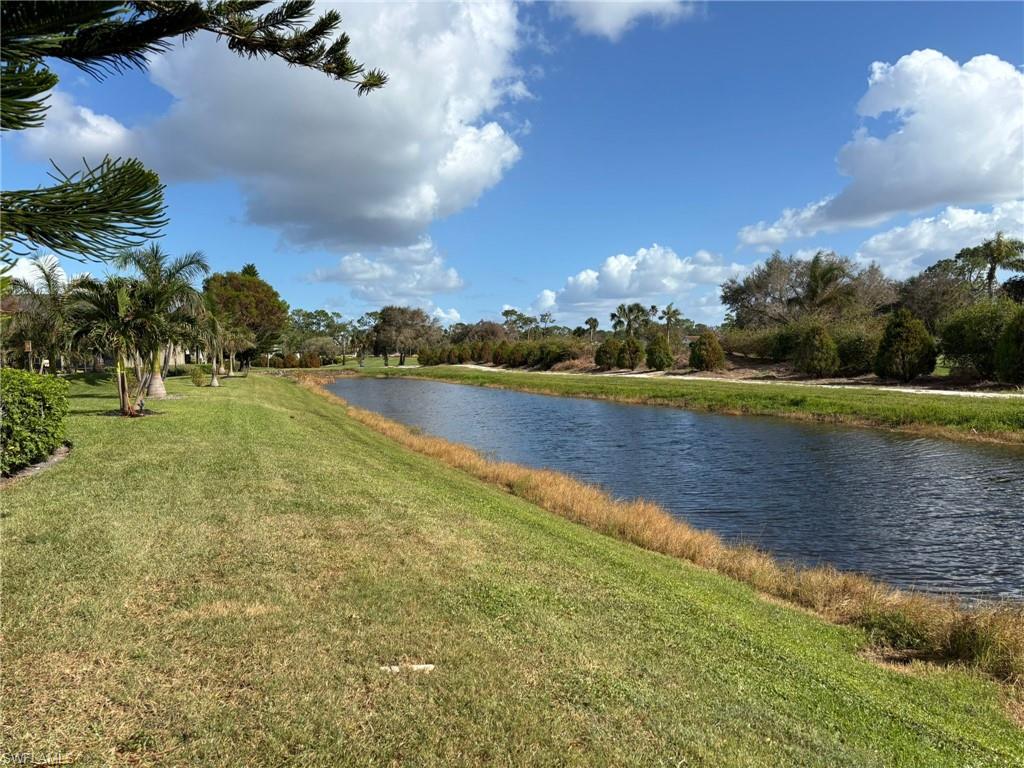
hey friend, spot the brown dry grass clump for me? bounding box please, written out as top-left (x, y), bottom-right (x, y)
top-left (298, 374), bottom-right (1024, 685)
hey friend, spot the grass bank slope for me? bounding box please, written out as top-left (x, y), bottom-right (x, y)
top-left (2, 375), bottom-right (1021, 767)
top-left (376, 365), bottom-right (1024, 444)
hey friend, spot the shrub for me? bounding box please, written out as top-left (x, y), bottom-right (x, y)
top-left (834, 325), bottom-right (881, 376)
top-left (283, 353), bottom-right (301, 368)
top-left (874, 309), bottom-right (937, 382)
top-left (616, 337), bottom-right (645, 370)
top-left (940, 299), bottom-right (1017, 380)
top-left (189, 366), bottom-right (206, 387)
top-left (793, 324), bottom-right (839, 378)
top-left (1, 369), bottom-right (69, 476)
top-left (689, 331), bottom-right (725, 371)
top-left (594, 338), bottom-right (622, 369)
top-left (645, 335), bottom-right (673, 371)
top-left (268, 355), bottom-right (284, 369)
top-left (300, 352), bottom-right (321, 368)
top-left (994, 307), bottom-right (1024, 384)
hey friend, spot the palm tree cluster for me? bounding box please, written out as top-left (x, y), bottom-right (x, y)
top-left (3, 245), bottom-right (248, 415)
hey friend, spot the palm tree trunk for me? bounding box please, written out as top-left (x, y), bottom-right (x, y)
top-left (210, 353), bottom-right (221, 387)
top-left (987, 263), bottom-right (997, 300)
top-left (147, 348), bottom-right (168, 399)
top-left (162, 343), bottom-right (172, 379)
top-left (228, 353), bottom-right (234, 376)
top-left (116, 355), bottom-right (132, 416)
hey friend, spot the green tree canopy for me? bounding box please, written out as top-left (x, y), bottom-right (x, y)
top-left (203, 269), bottom-right (288, 354)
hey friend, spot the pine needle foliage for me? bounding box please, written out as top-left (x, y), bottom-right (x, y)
top-left (1, 1), bottom-right (384, 265)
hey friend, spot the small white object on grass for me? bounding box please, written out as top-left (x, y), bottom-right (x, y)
top-left (380, 663), bottom-right (435, 673)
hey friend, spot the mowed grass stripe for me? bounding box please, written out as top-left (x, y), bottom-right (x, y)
top-left (1, 374), bottom-right (1021, 766)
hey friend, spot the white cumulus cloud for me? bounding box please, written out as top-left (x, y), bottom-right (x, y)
top-left (554, 1), bottom-right (696, 41)
top-left (855, 200), bottom-right (1024, 278)
top-left (535, 243), bottom-right (745, 323)
top-left (307, 238), bottom-right (463, 304)
top-left (740, 49), bottom-right (1024, 248)
top-left (22, 2), bottom-right (525, 252)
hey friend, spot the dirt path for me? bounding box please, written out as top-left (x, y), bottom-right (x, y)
top-left (457, 364), bottom-right (1024, 400)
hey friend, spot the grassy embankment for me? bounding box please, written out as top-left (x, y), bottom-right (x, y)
top-left (372, 365), bottom-right (1024, 444)
top-left (3, 374), bottom-right (1023, 766)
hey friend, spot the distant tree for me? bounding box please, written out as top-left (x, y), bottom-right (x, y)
top-left (793, 324), bottom-right (839, 378)
top-left (594, 338), bottom-right (622, 370)
top-left (940, 299), bottom-right (1018, 380)
top-left (373, 306), bottom-right (441, 365)
top-left (203, 269), bottom-right (288, 355)
top-left (585, 317), bottom-right (599, 344)
top-left (240, 263), bottom-right (260, 278)
top-left (1003, 276), bottom-right (1024, 305)
top-left (720, 252), bottom-right (802, 328)
top-left (117, 244), bottom-right (207, 398)
top-left (10, 255), bottom-right (87, 373)
top-left (658, 303), bottom-right (683, 347)
top-left (955, 232), bottom-right (1024, 300)
top-left (71, 276), bottom-right (153, 415)
top-left (1, 1), bottom-right (384, 266)
top-left (793, 252), bottom-right (856, 317)
top-left (645, 334), bottom-right (673, 371)
top-left (874, 310), bottom-right (936, 382)
top-left (689, 331), bottom-right (725, 371)
top-left (898, 258), bottom-right (985, 333)
top-left (616, 336), bottom-right (645, 370)
top-left (609, 302), bottom-right (649, 337)
top-left (994, 308), bottom-right (1024, 384)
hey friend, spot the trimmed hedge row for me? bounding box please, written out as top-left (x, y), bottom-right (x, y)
top-left (418, 338), bottom-right (583, 370)
top-left (1, 369), bottom-right (69, 476)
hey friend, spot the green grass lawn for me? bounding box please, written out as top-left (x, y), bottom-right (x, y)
top-left (3, 374), bottom-right (1021, 766)
top-left (376, 365), bottom-right (1024, 444)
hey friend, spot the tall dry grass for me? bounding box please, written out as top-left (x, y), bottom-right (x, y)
top-left (298, 374), bottom-right (1024, 685)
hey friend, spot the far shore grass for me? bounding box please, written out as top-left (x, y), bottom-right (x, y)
top-left (2, 373), bottom-right (1023, 766)
top-left (367, 364), bottom-right (1024, 445)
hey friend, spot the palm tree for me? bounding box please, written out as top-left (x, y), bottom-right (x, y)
top-left (222, 324), bottom-right (256, 375)
top-left (71, 277), bottom-right (154, 416)
top-left (794, 252), bottom-right (855, 316)
top-left (198, 295), bottom-right (225, 387)
top-left (11, 255), bottom-right (88, 373)
top-left (585, 317), bottom-right (598, 344)
top-left (117, 244), bottom-right (208, 398)
top-left (956, 232), bottom-right (1024, 299)
top-left (659, 303), bottom-right (682, 345)
top-left (610, 304), bottom-right (628, 335)
top-left (610, 303), bottom-right (649, 337)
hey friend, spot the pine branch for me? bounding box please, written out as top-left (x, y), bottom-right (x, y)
top-left (0, 62), bottom-right (59, 131)
top-left (1, 157), bottom-right (167, 266)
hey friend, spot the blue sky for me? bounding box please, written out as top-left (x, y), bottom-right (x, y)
top-left (5, 1), bottom-right (1023, 327)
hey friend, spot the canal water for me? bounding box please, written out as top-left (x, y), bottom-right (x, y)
top-left (329, 376), bottom-right (1024, 599)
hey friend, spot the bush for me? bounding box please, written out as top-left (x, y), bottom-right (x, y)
top-left (419, 338), bottom-right (580, 371)
top-left (940, 300), bottom-right (1017, 380)
top-left (268, 355), bottom-right (284, 369)
top-left (283, 353), bottom-right (301, 368)
top-left (1, 369), bottom-right (69, 476)
top-left (189, 366), bottom-right (206, 387)
top-left (300, 352), bottom-right (321, 368)
top-left (645, 335), bottom-right (673, 371)
top-left (834, 325), bottom-right (881, 376)
top-left (594, 338), bottom-right (622, 369)
top-left (793, 324), bottom-right (839, 378)
top-left (994, 307), bottom-right (1024, 384)
top-left (689, 331), bottom-right (725, 371)
top-left (874, 309), bottom-right (937, 382)
top-left (616, 337), bottom-right (645, 370)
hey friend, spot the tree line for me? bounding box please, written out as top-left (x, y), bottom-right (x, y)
top-left (718, 233), bottom-right (1024, 383)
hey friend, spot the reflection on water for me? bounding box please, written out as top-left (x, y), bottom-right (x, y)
top-left (329, 377), bottom-right (1024, 599)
